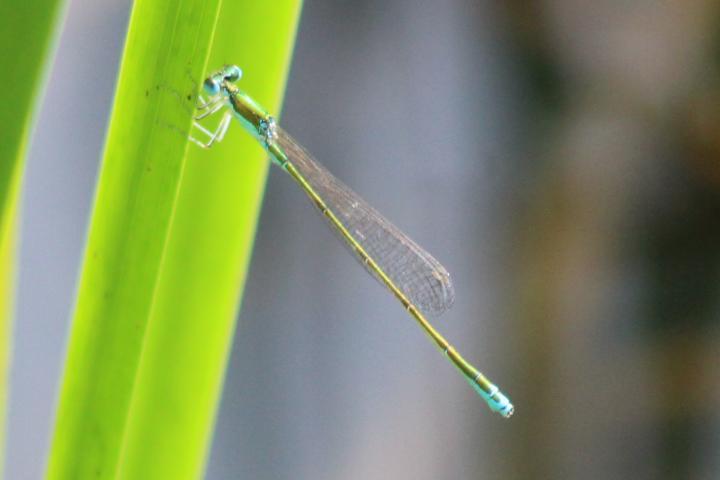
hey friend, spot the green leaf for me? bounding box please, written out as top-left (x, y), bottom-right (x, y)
top-left (46, 0), bottom-right (223, 477)
top-left (47, 0), bottom-right (302, 478)
top-left (0, 178), bottom-right (19, 476)
top-left (115, 2), bottom-right (303, 477)
top-left (0, 0), bottom-right (65, 473)
top-left (0, 0), bottom-right (64, 237)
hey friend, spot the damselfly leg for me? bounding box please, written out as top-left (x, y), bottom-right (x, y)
top-left (189, 107), bottom-right (232, 149)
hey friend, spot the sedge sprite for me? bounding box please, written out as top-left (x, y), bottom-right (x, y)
top-left (190, 65), bottom-right (513, 418)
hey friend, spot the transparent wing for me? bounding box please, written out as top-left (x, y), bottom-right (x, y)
top-left (276, 127), bottom-right (455, 317)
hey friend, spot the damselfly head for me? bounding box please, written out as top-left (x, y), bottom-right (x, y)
top-left (203, 65), bottom-right (243, 96)
top-left (203, 74), bottom-right (221, 95)
top-left (223, 65), bottom-right (242, 82)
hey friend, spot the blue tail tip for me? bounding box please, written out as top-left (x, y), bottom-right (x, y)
top-left (466, 377), bottom-right (514, 418)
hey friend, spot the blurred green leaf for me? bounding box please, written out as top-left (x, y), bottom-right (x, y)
top-left (0, 178), bottom-right (18, 477)
top-left (0, 0), bottom-right (65, 473)
top-left (0, 0), bottom-right (64, 235)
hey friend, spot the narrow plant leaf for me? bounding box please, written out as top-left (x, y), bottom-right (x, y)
top-left (0, 0), bottom-right (64, 239)
top-left (115, 2), bottom-right (303, 478)
top-left (0, 0), bottom-right (65, 472)
top-left (46, 0), bottom-right (222, 478)
top-left (0, 176), bottom-right (19, 476)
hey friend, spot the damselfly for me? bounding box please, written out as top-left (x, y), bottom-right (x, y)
top-left (190, 65), bottom-right (513, 418)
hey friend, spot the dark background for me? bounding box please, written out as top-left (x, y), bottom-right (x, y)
top-left (9, 1), bottom-right (720, 479)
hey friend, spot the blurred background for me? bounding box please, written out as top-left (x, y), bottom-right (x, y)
top-left (9, 0), bottom-right (720, 478)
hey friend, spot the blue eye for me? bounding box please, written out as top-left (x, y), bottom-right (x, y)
top-left (224, 65), bottom-right (242, 82)
top-left (203, 78), bottom-right (220, 95)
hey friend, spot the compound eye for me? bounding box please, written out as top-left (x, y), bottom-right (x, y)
top-left (224, 65), bottom-right (242, 82)
top-left (203, 78), bottom-right (220, 95)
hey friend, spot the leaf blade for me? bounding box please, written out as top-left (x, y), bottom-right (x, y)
top-left (46, 0), bottom-right (222, 477)
top-left (115, 2), bottom-right (303, 478)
